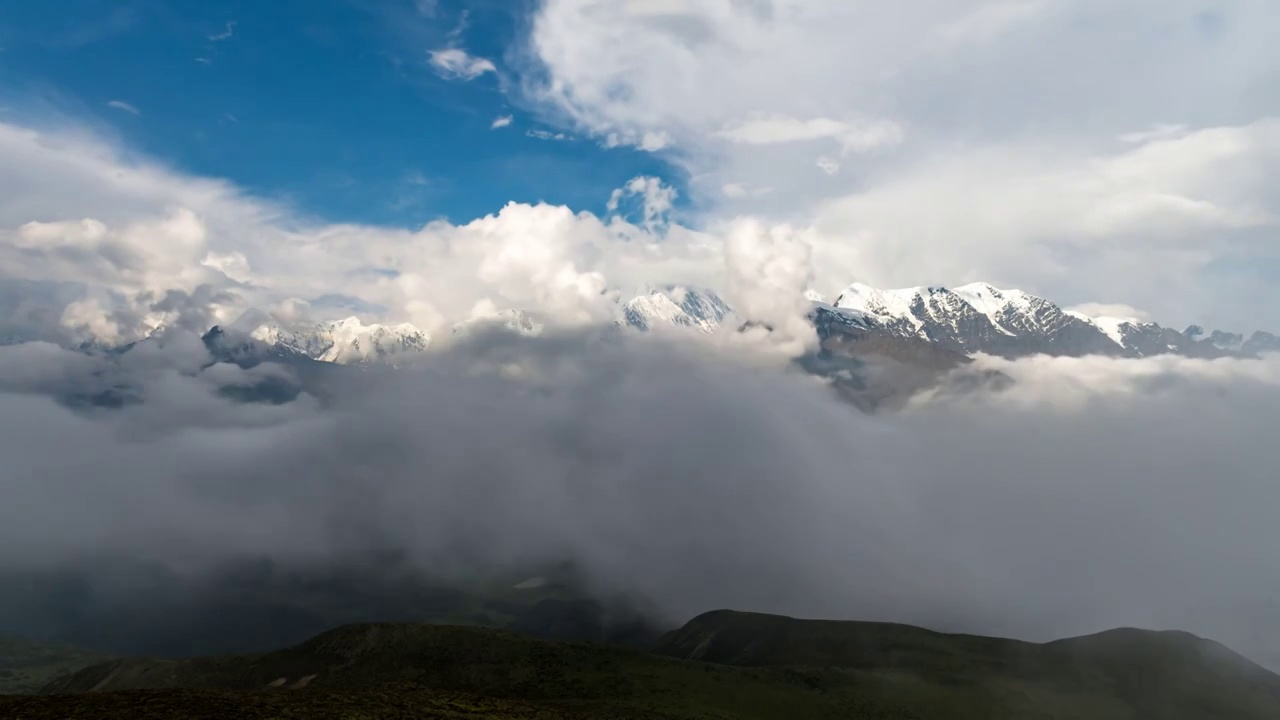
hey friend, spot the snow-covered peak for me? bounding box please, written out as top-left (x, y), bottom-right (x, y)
top-left (952, 282), bottom-right (1010, 316)
top-left (1081, 315), bottom-right (1134, 346)
top-left (953, 282), bottom-right (1045, 321)
top-left (622, 286), bottom-right (732, 333)
top-left (833, 283), bottom-right (929, 330)
top-left (318, 317), bottom-right (429, 364)
top-left (226, 309), bottom-right (430, 365)
top-left (830, 280), bottom-right (1134, 356)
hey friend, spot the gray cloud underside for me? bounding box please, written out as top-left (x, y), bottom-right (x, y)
top-left (2, 330), bottom-right (1278, 666)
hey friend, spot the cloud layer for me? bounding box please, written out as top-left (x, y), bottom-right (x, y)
top-left (2, 331), bottom-right (1280, 666)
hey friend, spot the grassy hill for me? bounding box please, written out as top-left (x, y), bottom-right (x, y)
top-left (0, 632), bottom-right (106, 694)
top-left (4, 610), bottom-right (1279, 719)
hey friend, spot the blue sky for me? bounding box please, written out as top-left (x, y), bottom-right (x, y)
top-left (0, 0), bottom-right (674, 226)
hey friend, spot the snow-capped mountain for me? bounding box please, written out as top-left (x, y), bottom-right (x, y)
top-left (622, 287), bottom-right (732, 333)
top-left (87, 282), bottom-right (1278, 371)
top-left (829, 282), bottom-right (1243, 359)
top-left (225, 309), bottom-right (430, 365)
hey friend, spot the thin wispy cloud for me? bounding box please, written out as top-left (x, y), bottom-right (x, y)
top-left (491, 115), bottom-right (513, 129)
top-left (447, 10), bottom-right (471, 41)
top-left (106, 100), bottom-right (141, 116)
top-left (208, 21), bottom-right (236, 42)
top-left (428, 48), bottom-right (496, 81)
top-left (527, 128), bottom-right (570, 141)
top-left (404, 170), bottom-right (431, 186)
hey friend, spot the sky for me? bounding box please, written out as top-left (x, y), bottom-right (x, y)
top-left (4, 0), bottom-right (1280, 671)
top-left (1, 0), bottom-right (1278, 344)
top-left (0, 0), bottom-right (669, 224)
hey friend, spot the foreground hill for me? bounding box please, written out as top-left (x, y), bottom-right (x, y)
top-left (7, 610), bottom-right (1279, 719)
top-left (0, 633), bottom-right (106, 695)
top-left (656, 610), bottom-right (1280, 717)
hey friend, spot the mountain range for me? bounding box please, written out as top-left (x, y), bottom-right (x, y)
top-left (12, 282), bottom-right (1275, 415)
top-left (203, 282), bottom-right (1278, 368)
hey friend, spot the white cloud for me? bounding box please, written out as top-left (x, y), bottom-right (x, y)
top-left (721, 180), bottom-right (768, 197)
top-left (527, 128), bottom-right (570, 141)
top-left (428, 48), bottom-right (496, 80)
top-left (638, 131), bottom-right (669, 151)
top-left (607, 176), bottom-right (677, 231)
top-left (803, 120), bottom-right (1280, 322)
top-left (717, 115), bottom-right (904, 155)
top-left (722, 218), bottom-right (817, 356)
top-left (1065, 303), bottom-right (1151, 323)
top-left (1119, 124), bottom-right (1190, 144)
top-left (106, 100), bottom-right (141, 116)
top-left (208, 21), bottom-right (236, 42)
top-left (0, 121), bottom-right (726, 344)
top-left (490, 114), bottom-right (513, 129)
top-left (521, 0), bottom-right (1280, 331)
top-left (815, 156), bottom-right (839, 176)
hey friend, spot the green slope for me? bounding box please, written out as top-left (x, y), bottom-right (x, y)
top-left (0, 632), bottom-right (106, 694)
top-left (6, 611), bottom-right (1279, 719)
top-left (654, 610), bottom-right (1280, 718)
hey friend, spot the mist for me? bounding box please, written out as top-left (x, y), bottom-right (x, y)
top-left (2, 329), bottom-right (1279, 667)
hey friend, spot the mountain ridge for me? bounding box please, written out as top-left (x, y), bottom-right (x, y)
top-left (209, 283), bottom-right (1280, 367)
top-left (16, 610), bottom-right (1280, 719)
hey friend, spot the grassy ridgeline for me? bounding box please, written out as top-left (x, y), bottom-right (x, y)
top-left (0, 632), bottom-right (107, 695)
top-left (3, 610), bottom-right (1279, 719)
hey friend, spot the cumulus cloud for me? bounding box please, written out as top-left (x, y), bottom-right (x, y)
top-left (2, 330), bottom-right (1280, 667)
top-left (0, 121), bottom-right (735, 344)
top-left (722, 218), bottom-right (817, 356)
top-left (606, 176), bottom-right (677, 232)
top-left (429, 48), bottom-right (497, 80)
